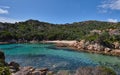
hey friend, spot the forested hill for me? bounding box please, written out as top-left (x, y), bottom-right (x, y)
top-left (0, 19), bottom-right (120, 42)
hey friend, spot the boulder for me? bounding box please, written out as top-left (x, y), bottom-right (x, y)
top-left (40, 71), bottom-right (47, 75)
top-left (111, 50), bottom-right (120, 56)
top-left (13, 67), bottom-right (49, 75)
top-left (47, 71), bottom-right (54, 75)
top-left (113, 42), bottom-right (120, 49)
top-left (32, 71), bottom-right (41, 75)
top-left (74, 40), bottom-right (86, 49)
top-left (93, 43), bottom-right (104, 51)
top-left (39, 68), bottom-right (48, 72)
top-left (9, 61), bottom-right (20, 72)
top-left (104, 48), bottom-right (111, 53)
top-left (87, 45), bottom-right (94, 50)
top-left (13, 66), bottom-right (34, 75)
top-left (56, 70), bottom-right (71, 75)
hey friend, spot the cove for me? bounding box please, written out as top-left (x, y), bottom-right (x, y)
top-left (0, 43), bottom-right (120, 74)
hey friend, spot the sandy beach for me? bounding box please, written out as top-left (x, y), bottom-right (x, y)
top-left (42, 40), bottom-right (76, 45)
top-left (0, 42), bottom-right (10, 44)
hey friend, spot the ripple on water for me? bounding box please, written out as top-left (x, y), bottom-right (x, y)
top-left (0, 43), bottom-right (120, 74)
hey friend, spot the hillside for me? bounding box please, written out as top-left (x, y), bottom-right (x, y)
top-left (0, 19), bottom-right (120, 42)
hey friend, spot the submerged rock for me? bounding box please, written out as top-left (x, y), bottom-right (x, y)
top-left (75, 66), bottom-right (116, 75)
top-left (56, 70), bottom-right (71, 75)
top-left (13, 67), bottom-right (49, 75)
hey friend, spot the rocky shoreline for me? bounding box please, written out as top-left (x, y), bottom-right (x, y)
top-left (55, 40), bottom-right (120, 56)
top-left (0, 40), bottom-right (120, 56)
top-left (0, 49), bottom-right (117, 75)
top-left (0, 51), bottom-right (52, 75)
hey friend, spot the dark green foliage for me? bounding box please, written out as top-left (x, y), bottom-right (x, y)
top-left (0, 67), bottom-right (11, 75)
top-left (0, 51), bottom-right (11, 75)
top-left (0, 20), bottom-right (120, 41)
top-left (84, 33), bottom-right (99, 41)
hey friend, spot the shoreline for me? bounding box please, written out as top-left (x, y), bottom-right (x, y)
top-left (41, 40), bottom-right (120, 57)
top-left (68, 46), bottom-right (120, 57)
top-left (41, 40), bottom-right (76, 44)
top-left (0, 40), bottom-right (120, 56)
top-left (41, 40), bottom-right (120, 56)
top-left (0, 42), bottom-right (11, 44)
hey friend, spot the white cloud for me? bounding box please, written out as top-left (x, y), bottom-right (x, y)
top-left (0, 5), bottom-right (10, 14)
top-left (0, 17), bottom-right (20, 23)
top-left (99, 0), bottom-right (120, 10)
top-left (0, 8), bottom-right (8, 14)
top-left (107, 18), bottom-right (118, 23)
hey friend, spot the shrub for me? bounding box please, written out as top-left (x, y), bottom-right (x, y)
top-left (0, 67), bottom-right (11, 75)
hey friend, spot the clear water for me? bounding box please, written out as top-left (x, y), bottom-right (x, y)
top-left (0, 43), bottom-right (120, 74)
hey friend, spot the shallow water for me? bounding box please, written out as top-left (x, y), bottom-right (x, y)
top-left (0, 43), bottom-right (120, 74)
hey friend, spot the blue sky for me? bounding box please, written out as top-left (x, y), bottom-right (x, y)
top-left (0, 0), bottom-right (120, 24)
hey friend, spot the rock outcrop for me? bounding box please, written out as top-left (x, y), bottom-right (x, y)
top-left (70, 40), bottom-right (120, 56)
top-left (0, 50), bottom-right (117, 75)
top-left (74, 66), bottom-right (116, 75)
top-left (12, 67), bottom-right (49, 75)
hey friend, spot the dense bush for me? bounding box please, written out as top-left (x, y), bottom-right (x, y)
top-left (0, 67), bottom-right (11, 75)
top-left (0, 20), bottom-right (120, 41)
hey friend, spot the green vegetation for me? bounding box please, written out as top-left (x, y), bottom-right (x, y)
top-left (0, 20), bottom-right (120, 49)
top-left (0, 67), bottom-right (11, 75)
top-left (0, 20), bottom-right (119, 42)
top-left (0, 51), bottom-right (11, 75)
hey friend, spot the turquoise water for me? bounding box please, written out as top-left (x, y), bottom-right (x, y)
top-left (0, 43), bottom-right (120, 74)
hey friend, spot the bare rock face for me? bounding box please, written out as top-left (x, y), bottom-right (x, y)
top-left (72, 40), bottom-right (86, 49)
top-left (72, 40), bottom-right (106, 52)
top-left (78, 40), bottom-right (86, 49)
